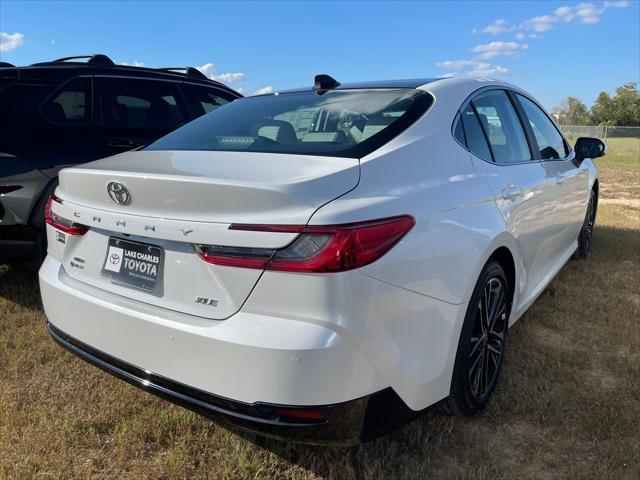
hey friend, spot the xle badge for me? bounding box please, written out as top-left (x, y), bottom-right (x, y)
top-left (195, 297), bottom-right (219, 307)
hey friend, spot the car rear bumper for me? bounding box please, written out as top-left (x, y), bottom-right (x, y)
top-left (40, 256), bottom-right (420, 443)
top-left (48, 321), bottom-right (417, 445)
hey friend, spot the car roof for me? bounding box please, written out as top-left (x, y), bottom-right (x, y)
top-left (1, 54), bottom-right (242, 97)
top-left (250, 76), bottom-right (513, 97)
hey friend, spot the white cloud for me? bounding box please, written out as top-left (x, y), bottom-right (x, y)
top-left (604, 0), bottom-right (630, 7)
top-left (197, 63), bottom-right (245, 84)
top-left (211, 72), bottom-right (245, 83)
top-left (120, 60), bottom-right (145, 67)
top-left (574, 3), bottom-right (603, 23)
top-left (554, 6), bottom-right (575, 22)
top-left (435, 59), bottom-right (475, 70)
top-left (528, 33), bottom-right (542, 39)
top-left (522, 14), bottom-right (557, 32)
top-left (435, 59), bottom-right (509, 78)
top-left (521, 1), bottom-right (629, 33)
top-left (471, 41), bottom-right (529, 60)
top-left (0, 32), bottom-right (25, 52)
top-left (468, 63), bottom-right (510, 77)
top-left (515, 32), bottom-right (525, 40)
top-left (475, 19), bottom-right (515, 35)
top-left (253, 85), bottom-right (274, 95)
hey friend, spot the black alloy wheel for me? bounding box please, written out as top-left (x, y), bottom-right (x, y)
top-left (442, 260), bottom-right (511, 416)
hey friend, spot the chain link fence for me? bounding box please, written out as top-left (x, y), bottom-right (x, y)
top-left (559, 125), bottom-right (640, 140)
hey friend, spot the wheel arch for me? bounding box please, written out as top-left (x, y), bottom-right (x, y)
top-left (464, 232), bottom-right (522, 323)
top-left (489, 246), bottom-right (516, 308)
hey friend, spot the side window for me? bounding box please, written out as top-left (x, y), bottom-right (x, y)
top-left (472, 90), bottom-right (531, 165)
top-left (42, 77), bottom-right (91, 125)
top-left (98, 77), bottom-right (187, 130)
top-left (453, 115), bottom-right (466, 146)
top-left (460, 104), bottom-right (492, 161)
top-left (184, 84), bottom-right (234, 118)
top-left (516, 93), bottom-right (567, 160)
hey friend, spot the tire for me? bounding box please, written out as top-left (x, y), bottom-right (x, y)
top-left (25, 179), bottom-right (59, 271)
top-left (442, 259), bottom-right (511, 416)
top-left (573, 188), bottom-right (597, 260)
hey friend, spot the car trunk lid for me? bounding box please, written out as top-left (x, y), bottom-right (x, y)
top-left (52, 149), bottom-right (359, 319)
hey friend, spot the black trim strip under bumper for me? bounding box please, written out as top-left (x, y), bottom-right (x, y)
top-left (47, 322), bottom-right (419, 445)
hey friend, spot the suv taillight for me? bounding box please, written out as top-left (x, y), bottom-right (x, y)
top-left (196, 215), bottom-right (415, 273)
top-left (45, 194), bottom-right (89, 235)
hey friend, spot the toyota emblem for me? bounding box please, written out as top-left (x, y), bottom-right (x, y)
top-left (107, 182), bottom-right (131, 206)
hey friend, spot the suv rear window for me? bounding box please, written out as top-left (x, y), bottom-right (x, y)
top-left (147, 89), bottom-right (433, 158)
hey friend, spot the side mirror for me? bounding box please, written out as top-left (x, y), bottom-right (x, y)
top-left (574, 137), bottom-right (606, 161)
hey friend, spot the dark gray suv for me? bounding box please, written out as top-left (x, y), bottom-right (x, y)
top-left (0, 54), bottom-right (242, 267)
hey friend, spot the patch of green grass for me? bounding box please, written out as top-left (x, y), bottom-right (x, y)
top-left (600, 137), bottom-right (640, 166)
top-left (1, 140), bottom-right (639, 479)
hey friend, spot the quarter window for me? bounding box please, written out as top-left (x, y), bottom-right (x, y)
top-left (453, 115), bottom-right (465, 146)
top-left (472, 90), bottom-right (531, 164)
top-left (516, 93), bottom-right (567, 160)
top-left (185, 85), bottom-right (233, 116)
top-left (42, 77), bottom-right (91, 125)
top-left (460, 104), bottom-right (492, 161)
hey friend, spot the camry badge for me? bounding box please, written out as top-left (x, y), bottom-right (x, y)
top-left (107, 182), bottom-right (131, 206)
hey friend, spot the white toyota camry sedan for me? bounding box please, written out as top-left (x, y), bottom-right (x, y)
top-left (40, 75), bottom-right (604, 445)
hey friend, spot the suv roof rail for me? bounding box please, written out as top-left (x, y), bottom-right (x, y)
top-left (0, 62), bottom-right (16, 68)
top-left (51, 54), bottom-right (115, 66)
top-left (157, 67), bottom-right (209, 80)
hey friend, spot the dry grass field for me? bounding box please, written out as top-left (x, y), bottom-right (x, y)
top-left (1, 138), bottom-right (638, 479)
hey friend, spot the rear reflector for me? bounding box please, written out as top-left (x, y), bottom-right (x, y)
top-left (196, 215), bottom-right (415, 273)
top-left (45, 194), bottom-right (89, 235)
top-left (272, 407), bottom-right (327, 422)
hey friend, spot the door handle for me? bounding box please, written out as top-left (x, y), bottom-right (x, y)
top-left (502, 184), bottom-right (522, 200)
top-left (108, 139), bottom-right (140, 149)
top-left (555, 173), bottom-right (567, 185)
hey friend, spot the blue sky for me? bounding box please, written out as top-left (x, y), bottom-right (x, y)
top-left (1, 0), bottom-right (638, 109)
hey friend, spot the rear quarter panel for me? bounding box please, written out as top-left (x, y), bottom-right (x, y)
top-left (309, 82), bottom-right (517, 306)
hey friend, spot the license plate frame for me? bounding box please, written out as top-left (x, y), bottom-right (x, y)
top-left (102, 237), bottom-right (164, 293)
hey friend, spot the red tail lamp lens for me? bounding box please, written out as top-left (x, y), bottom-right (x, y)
top-left (45, 194), bottom-right (89, 235)
top-left (197, 215), bottom-right (415, 273)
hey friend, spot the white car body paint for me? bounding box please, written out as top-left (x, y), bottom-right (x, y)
top-left (40, 77), bottom-right (598, 422)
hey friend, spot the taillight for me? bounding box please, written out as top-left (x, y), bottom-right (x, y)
top-left (44, 194), bottom-right (89, 235)
top-left (196, 215), bottom-right (415, 273)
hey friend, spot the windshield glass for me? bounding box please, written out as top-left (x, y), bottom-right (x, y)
top-left (146, 89), bottom-right (433, 158)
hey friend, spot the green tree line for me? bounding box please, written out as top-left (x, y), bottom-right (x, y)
top-left (552, 82), bottom-right (640, 126)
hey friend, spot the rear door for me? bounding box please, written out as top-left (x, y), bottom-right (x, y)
top-left (94, 76), bottom-right (189, 155)
top-left (461, 89), bottom-right (566, 305)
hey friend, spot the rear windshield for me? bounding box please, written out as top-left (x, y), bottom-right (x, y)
top-left (147, 89), bottom-right (433, 158)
